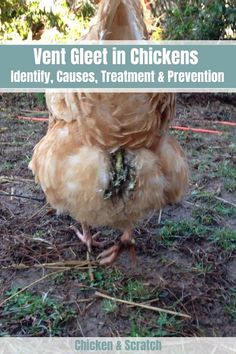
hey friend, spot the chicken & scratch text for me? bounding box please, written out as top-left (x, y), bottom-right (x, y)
top-left (74, 339), bottom-right (162, 351)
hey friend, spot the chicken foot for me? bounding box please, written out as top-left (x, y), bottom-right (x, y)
top-left (97, 229), bottom-right (136, 266)
top-left (70, 223), bottom-right (105, 253)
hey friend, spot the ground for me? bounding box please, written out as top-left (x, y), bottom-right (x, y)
top-left (0, 93), bottom-right (235, 337)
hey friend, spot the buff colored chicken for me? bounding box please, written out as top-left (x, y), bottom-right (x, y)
top-left (29, 0), bottom-right (188, 265)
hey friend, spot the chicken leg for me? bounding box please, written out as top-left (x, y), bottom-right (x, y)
top-left (70, 223), bottom-right (105, 253)
top-left (97, 229), bottom-right (136, 266)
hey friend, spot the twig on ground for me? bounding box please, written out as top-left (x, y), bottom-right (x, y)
top-left (10, 187), bottom-right (14, 201)
top-left (0, 191), bottom-right (45, 202)
top-left (0, 176), bottom-right (34, 184)
top-left (84, 299), bottom-right (97, 312)
top-left (142, 211), bottom-right (155, 229)
top-left (158, 209), bottom-right (163, 224)
top-left (24, 203), bottom-right (49, 223)
top-left (87, 252), bottom-right (95, 282)
top-left (95, 291), bottom-right (191, 319)
top-left (215, 196), bottom-right (236, 208)
top-left (2, 260), bottom-right (98, 270)
top-left (76, 297), bottom-right (95, 303)
top-left (21, 109), bottom-right (48, 113)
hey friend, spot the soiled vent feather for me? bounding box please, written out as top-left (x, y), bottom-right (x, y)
top-left (104, 149), bottom-right (136, 200)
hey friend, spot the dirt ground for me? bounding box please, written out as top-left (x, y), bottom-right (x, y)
top-left (0, 93), bottom-right (235, 337)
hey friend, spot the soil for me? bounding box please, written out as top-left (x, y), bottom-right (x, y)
top-left (0, 92), bottom-right (235, 337)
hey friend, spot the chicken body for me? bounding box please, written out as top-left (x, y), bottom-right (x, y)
top-left (29, 0), bottom-right (188, 264)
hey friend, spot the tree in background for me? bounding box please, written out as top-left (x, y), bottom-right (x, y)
top-left (150, 0), bottom-right (236, 39)
top-left (0, 0), bottom-right (96, 41)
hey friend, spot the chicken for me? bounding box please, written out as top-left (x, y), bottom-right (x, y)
top-left (29, 0), bottom-right (188, 265)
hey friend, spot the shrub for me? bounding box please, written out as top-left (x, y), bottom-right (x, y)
top-left (0, 0), bottom-right (96, 41)
top-left (149, 0), bottom-right (236, 40)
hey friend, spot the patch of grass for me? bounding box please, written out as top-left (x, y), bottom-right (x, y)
top-left (217, 160), bottom-right (236, 180)
top-left (215, 160), bottom-right (236, 192)
top-left (36, 93), bottom-right (46, 106)
top-left (193, 202), bottom-right (235, 226)
top-left (224, 179), bottom-right (236, 193)
top-left (225, 289), bottom-right (236, 321)
top-left (191, 190), bottom-right (213, 203)
top-left (170, 130), bottom-right (188, 143)
top-left (130, 320), bottom-right (153, 337)
top-left (129, 313), bottom-right (184, 337)
top-left (210, 228), bottom-right (236, 252)
top-left (23, 154), bottom-right (32, 164)
top-left (1, 289), bottom-right (76, 336)
top-left (33, 230), bottom-right (46, 238)
top-left (11, 138), bottom-right (24, 146)
top-left (192, 261), bottom-right (213, 275)
top-left (155, 313), bottom-right (183, 336)
top-left (102, 299), bottom-right (118, 314)
top-left (122, 280), bottom-right (151, 302)
top-left (194, 159), bottom-right (214, 174)
top-left (191, 191), bottom-right (235, 225)
top-left (1, 161), bottom-right (14, 171)
top-left (53, 272), bottom-right (67, 285)
top-left (76, 268), bottom-right (124, 293)
top-left (192, 207), bottom-right (216, 226)
top-left (214, 203), bottom-right (236, 218)
top-left (158, 220), bottom-right (211, 247)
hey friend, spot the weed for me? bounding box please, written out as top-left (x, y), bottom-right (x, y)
top-left (158, 220), bottom-right (211, 247)
top-left (217, 160), bottom-right (236, 180)
top-left (1, 161), bottom-right (13, 171)
top-left (36, 93), bottom-right (46, 106)
top-left (214, 204), bottom-right (236, 218)
top-left (130, 320), bottom-right (153, 337)
top-left (193, 202), bottom-right (235, 226)
top-left (11, 138), bottom-right (24, 147)
top-left (225, 289), bottom-right (236, 321)
top-left (191, 190), bottom-right (213, 203)
top-left (102, 300), bottom-right (118, 314)
top-left (73, 268), bottom-right (123, 293)
top-left (192, 261), bottom-right (213, 275)
top-left (170, 130), bottom-right (188, 143)
top-left (155, 313), bottom-right (183, 336)
top-left (1, 289), bottom-right (76, 336)
top-left (122, 280), bottom-right (150, 302)
top-left (216, 160), bottom-right (236, 192)
top-left (129, 313), bottom-right (183, 337)
top-left (224, 179), bottom-right (236, 193)
top-left (24, 154), bottom-right (32, 164)
top-left (33, 230), bottom-right (46, 239)
top-left (209, 228), bottom-right (236, 252)
top-left (53, 272), bottom-right (66, 285)
top-left (192, 207), bottom-right (215, 226)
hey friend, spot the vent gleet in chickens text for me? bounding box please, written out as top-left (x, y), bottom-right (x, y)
top-left (5, 42), bottom-right (233, 89)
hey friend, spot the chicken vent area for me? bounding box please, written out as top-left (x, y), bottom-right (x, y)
top-left (104, 148), bottom-right (136, 200)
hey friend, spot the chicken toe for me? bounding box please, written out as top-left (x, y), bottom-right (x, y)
top-left (98, 229), bottom-right (136, 266)
top-left (70, 223), bottom-right (105, 253)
